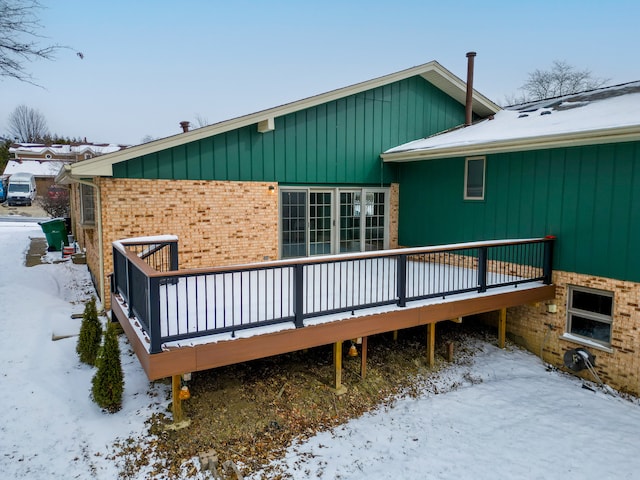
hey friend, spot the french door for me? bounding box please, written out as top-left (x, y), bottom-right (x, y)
top-left (309, 191), bottom-right (332, 255)
top-left (280, 187), bottom-right (388, 259)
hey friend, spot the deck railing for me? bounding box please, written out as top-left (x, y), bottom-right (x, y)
top-left (112, 237), bottom-right (555, 354)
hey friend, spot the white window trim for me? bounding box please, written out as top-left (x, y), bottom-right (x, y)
top-left (279, 186), bottom-right (390, 258)
top-left (566, 285), bottom-right (613, 348)
top-left (559, 333), bottom-right (614, 354)
top-left (464, 156), bottom-right (485, 200)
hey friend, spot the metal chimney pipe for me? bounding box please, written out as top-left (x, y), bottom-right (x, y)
top-left (465, 51), bottom-right (476, 126)
top-left (179, 121), bottom-right (190, 133)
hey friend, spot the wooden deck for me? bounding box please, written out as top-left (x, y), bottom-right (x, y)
top-left (113, 282), bottom-right (555, 380)
top-left (110, 236), bottom-right (556, 381)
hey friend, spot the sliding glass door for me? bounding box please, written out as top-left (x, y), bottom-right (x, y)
top-left (280, 190), bottom-right (307, 258)
top-left (339, 191), bottom-right (361, 253)
top-left (281, 187), bottom-right (388, 259)
top-left (309, 191), bottom-right (332, 255)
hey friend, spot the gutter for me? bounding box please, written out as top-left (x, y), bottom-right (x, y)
top-left (381, 124), bottom-right (640, 162)
top-left (56, 165), bottom-right (106, 306)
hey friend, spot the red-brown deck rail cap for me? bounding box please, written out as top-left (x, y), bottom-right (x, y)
top-left (545, 235), bottom-right (557, 239)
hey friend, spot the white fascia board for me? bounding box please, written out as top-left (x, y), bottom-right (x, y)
top-left (55, 164), bottom-right (73, 184)
top-left (381, 125), bottom-right (640, 162)
top-left (420, 66), bottom-right (499, 117)
top-left (68, 61), bottom-right (500, 177)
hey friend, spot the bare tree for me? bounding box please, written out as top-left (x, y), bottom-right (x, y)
top-left (194, 114), bottom-right (210, 128)
top-left (505, 60), bottom-right (609, 105)
top-left (7, 104), bottom-right (49, 142)
top-left (0, 0), bottom-right (63, 84)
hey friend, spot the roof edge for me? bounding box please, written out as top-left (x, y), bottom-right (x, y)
top-left (381, 125), bottom-right (640, 162)
top-left (69, 60), bottom-right (501, 178)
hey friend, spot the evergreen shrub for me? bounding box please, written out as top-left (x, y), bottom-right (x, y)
top-left (76, 297), bottom-right (102, 366)
top-left (91, 322), bottom-right (124, 413)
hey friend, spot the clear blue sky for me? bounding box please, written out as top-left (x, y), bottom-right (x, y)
top-left (1, 0), bottom-right (637, 145)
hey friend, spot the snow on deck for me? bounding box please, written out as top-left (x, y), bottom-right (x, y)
top-left (117, 257), bottom-right (540, 352)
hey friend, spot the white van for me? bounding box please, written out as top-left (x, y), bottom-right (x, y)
top-left (7, 172), bottom-right (37, 206)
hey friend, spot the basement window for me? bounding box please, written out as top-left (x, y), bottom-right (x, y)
top-left (464, 156), bottom-right (485, 200)
top-left (566, 285), bottom-right (613, 347)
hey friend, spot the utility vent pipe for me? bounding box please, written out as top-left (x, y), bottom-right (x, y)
top-left (180, 121), bottom-right (190, 133)
top-left (465, 51), bottom-right (476, 126)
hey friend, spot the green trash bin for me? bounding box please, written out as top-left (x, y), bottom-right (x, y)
top-left (39, 218), bottom-right (69, 251)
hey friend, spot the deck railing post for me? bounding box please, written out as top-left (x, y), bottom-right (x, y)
top-left (478, 247), bottom-right (488, 293)
top-left (148, 276), bottom-right (162, 354)
top-left (543, 237), bottom-right (555, 285)
top-left (293, 263), bottom-right (305, 328)
top-left (126, 253), bottom-right (135, 318)
top-left (112, 246), bottom-right (119, 294)
top-left (397, 254), bottom-right (407, 307)
top-left (169, 241), bottom-right (179, 271)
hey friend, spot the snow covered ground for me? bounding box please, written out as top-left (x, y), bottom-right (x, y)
top-left (1, 221), bottom-right (639, 480)
top-left (255, 343), bottom-right (640, 479)
top-left (0, 221), bottom-right (170, 479)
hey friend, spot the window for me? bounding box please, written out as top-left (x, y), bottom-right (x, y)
top-left (79, 183), bottom-right (96, 225)
top-left (84, 153), bottom-right (93, 160)
top-left (280, 191), bottom-right (307, 258)
top-left (566, 286), bottom-right (613, 346)
top-left (464, 156), bottom-right (485, 200)
top-left (280, 187), bottom-right (389, 258)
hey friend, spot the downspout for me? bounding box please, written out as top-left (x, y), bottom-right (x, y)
top-left (61, 166), bottom-right (105, 306)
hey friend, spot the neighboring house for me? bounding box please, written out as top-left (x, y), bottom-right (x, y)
top-left (382, 81), bottom-right (640, 395)
top-left (56, 59), bottom-right (498, 308)
top-left (6, 143), bottom-right (127, 197)
top-left (3, 158), bottom-right (64, 196)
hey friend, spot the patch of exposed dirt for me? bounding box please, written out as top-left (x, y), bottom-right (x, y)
top-left (111, 323), bottom-right (494, 479)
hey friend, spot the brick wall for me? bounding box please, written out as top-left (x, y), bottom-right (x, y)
top-left (100, 178), bottom-right (280, 302)
top-left (73, 179), bottom-right (400, 311)
top-left (490, 270), bottom-right (640, 396)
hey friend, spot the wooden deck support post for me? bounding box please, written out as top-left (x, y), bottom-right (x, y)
top-left (426, 322), bottom-right (436, 367)
top-left (498, 308), bottom-right (507, 349)
top-left (333, 341), bottom-right (347, 395)
top-left (393, 330), bottom-right (398, 342)
top-left (360, 336), bottom-right (368, 379)
top-left (171, 375), bottom-right (190, 429)
top-left (172, 375), bottom-right (183, 422)
top-left (446, 341), bottom-right (454, 362)
top-left (165, 374), bottom-right (191, 430)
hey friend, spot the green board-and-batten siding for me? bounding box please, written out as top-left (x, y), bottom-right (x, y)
top-left (397, 141), bottom-right (640, 283)
top-left (113, 76), bottom-right (466, 185)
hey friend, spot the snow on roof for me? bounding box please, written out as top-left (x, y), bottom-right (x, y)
top-left (3, 159), bottom-right (64, 177)
top-left (384, 81), bottom-right (640, 160)
top-left (9, 143), bottom-right (128, 156)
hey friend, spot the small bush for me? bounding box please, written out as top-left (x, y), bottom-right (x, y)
top-left (92, 322), bottom-right (124, 413)
top-left (76, 297), bottom-right (102, 366)
top-left (37, 194), bottom-right (70, 218)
